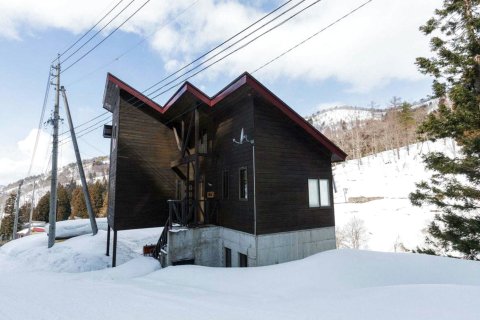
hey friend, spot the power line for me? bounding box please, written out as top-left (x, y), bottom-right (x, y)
top-left (59, 122), bottom-right (109, 147)
top-left (252, 0), bottom-right (374, 74)
top-left (59, 116), bottom-right (111, 144)
top-left (142, 0), bottom-right (296, 95)
top-left (60, 0), bottom-right (136, 65)
top-left (62, 0), bottom-right (288, 131)
top-left (66, 0), bottom-right (201, 88)
top-left (55, 0), bottom-right (126, 62)
top-left (60, 0), bottom-right (371, 142)
top-left (149, 0), bottom-right (326, 100)
top-left (61, 0), bottom-right (153, 74)
top-left (61, 0), bottom-right (312, 131)
top-left (26, 67), bottom-right (52, 178)
top-left (58, 111), bottom-right (110, 137)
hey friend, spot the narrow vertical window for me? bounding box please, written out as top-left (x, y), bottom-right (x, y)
top-left (319, 179), bottom-right (330, 206)
top-left (223, 170), bottom-right (229, 199)
top-left (308, 179), bottom-right (319, 207)
top-left (225, 247), bottom-right (232, 267)
top-left (239, 167), bottom-right (248, 200)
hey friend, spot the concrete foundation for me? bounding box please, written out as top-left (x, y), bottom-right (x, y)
top-left (166, 225), bottom-right (336, 267)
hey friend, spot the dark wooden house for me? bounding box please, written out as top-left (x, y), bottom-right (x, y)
top-left (103, 72), bottom-right (346, 267)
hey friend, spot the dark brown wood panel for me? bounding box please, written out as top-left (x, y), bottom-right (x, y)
top-left (207, 92), bottom-right (255, 234)
top-left (254, 95), bottom-right (335, 235)
top-left (108, 92), bottom-right (179, 230)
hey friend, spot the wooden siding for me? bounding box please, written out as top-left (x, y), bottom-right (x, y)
top-left (208, 92), bottom-right (255, 234)
top-left (254, 96), bottom-right (335, 235)
top-left (108, 92), bottom-right (178, 230)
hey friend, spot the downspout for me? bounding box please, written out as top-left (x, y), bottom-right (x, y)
top-left (253, 143), bottom-right (258, 266)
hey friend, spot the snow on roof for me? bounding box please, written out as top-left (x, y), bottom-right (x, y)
top-left (17, 228), bottom-right (30, 235)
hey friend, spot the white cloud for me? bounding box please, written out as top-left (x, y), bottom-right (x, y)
top-left (0, 0), bottom-right (438, 92)
top-left (0, 129), bottom-right (76, 185)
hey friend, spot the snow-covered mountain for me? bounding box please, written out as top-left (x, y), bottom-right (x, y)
top-left (305, 98), bottom-right (440, 131)
top-left (0, 156), bottom-right (109, 217)
top-left (306, 106), bottom-right (385, 130)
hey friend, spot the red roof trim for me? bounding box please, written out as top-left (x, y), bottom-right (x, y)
top-left (243, 75), bottom-right (347, 161)
top-left (106, 73), bottom-right (163, 113)
top-left (104, 72), bottom-right (347, 161)
top-left (163, 82), bottom-right (211, 112)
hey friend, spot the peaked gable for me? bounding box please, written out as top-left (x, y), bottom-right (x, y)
top-left (103, 72), bottom-right (347, 162)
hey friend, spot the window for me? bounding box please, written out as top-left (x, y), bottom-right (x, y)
top-left (239, 253), bottom-right (248, 267)
top-left (239, 167), bottom-right (248, 200)
top-left (225, 247), bottom-right (232, 267)
top-left (199, 129), bottom-right (208, 153)
top-left (308, 179), bottom-right (331, 207)
top-left (223, 170), bottom-right (229, 199)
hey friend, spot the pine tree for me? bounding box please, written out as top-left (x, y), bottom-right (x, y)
top-left (0, 193), bottom-right (17, 238)
top-left (90, 180), bottom-right (106, 215)
top-left (409, 0), bottom-right (480, 259)
top-left (33, 192), bottom-right (50, 222)
top-left (57, 184), bottom-right (71, 221)
top-left (18, 203), bottom-right (31, 227)
top-left (70, 187), bottom-right (87, 218)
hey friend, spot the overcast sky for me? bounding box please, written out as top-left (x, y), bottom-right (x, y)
top-left (0, 0), bottom-right (438, 185)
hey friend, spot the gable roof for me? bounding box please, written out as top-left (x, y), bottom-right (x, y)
top-left (103, 72), bottom-right (347, 162)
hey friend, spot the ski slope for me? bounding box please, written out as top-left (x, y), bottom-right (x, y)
top-left (0, 228), bottom-right (479, 320)
top-left (334, 138), bottom-right (458, 251)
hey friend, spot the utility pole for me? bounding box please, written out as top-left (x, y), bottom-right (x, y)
top-left (28, 181), bottom-right (36, 235)
top-left (12, 180), bottom-right (23, 240)
top-left (60, 86), bottom-right (98, 235)
top-left (48, 58), bottom-right (60, 248)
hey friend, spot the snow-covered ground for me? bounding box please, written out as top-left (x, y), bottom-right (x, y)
top-left (334, 138), bottom-right (457, 251)
top-left (0, 228), bottom-right (479, 320)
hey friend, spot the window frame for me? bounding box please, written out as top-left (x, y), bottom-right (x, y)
top-left (239, 167), bottom-right (248, 201)
top-left (308, 178), bottom-right (331, 208)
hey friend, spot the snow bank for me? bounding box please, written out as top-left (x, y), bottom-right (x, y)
top-left (49, 218), bottom-right (109, 239)
top-left (0, 225), bottom-right (162, 273)
top-left (1, 235), bottom-right (479, 320)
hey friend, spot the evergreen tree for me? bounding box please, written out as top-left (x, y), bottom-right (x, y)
top-left (410, 0), bottom-right (480, 259)
top-left (90, 180), bottom-right (106, 215)
top-left (3, 192), bottom-right (16, 216)
top-left (18, 203), bottom-right (32, 227)
top-left (0, 215), bottom-right (15, 239)
top-left (70, 187), bottom-right (87, 218)
top-left (33, 192), bottom-right (50, 222)
top-left (57, 184), bottom-right (71, 221)
top-left (0, 193), bottom-right (17, 238)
